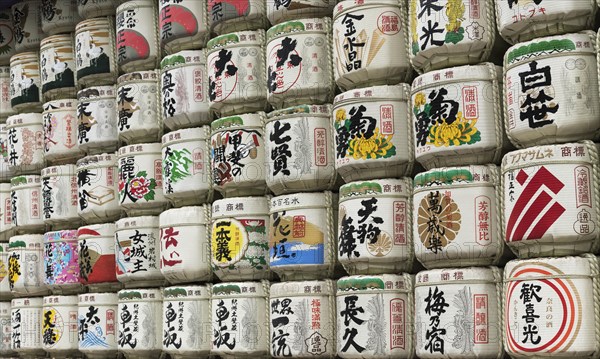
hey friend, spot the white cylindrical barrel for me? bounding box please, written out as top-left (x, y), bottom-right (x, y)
top-left (159, 0), bottom-right (209, 54)
top-left (0, 243), bottom-right (12, 300)
top-left (40, 34), bottom-right (77, 101)
top-left (12, 0), bottom-right (44, 53)
top-left (77, 86), bottom-right (119, 155)
top-left (40, 0), bottom-right (81, 35)
top-left (0, 183), bottom-right (15, 241)
top-left (0, 302), bottom-right (14, 356)
top-left (5, 113), bottom-right (44, 175)
top-left (267, 0), bottom-right (335, 25)
top-left (0, 11), bottom-right (16, 66)
top-left (10, 176), bottom-right (44, 233)
top-left (77, 292), bottom-right (118, 358)
top-left (116, 0), bottom-right (160, 73)
top-left (41, 164), bottom-right (80, 226)
top-left (76, 153), bottom-right (121, 223)
top-left (42, 99), bottom-right (84, 165)
top-left (43, 230), bottom-right (81, 294)
top-left (9, 52), bottom-right (42, 112)
top-left (117, 288), bottom-right (163, 359)
top-left (77, 223), bottom-right (120, 292)
top-left (8, 235), bottom-right (49, 296)
top-left (0, 67), bottom-right (15, 119)
top-left (41, 295), bottom-right (79, 356)
top-left (0, 125), bottom-right (15, 182)
top-left (75, 17), bottom-right (118, 87)
top-left (77, 0), bottom-right (120, 19)
top-left (11, 297), bottom-right (44, 356)
top-left (208, 0), bottom-right (268, 35)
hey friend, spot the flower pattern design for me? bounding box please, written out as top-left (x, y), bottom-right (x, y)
top-left (417, 191), bottom-right (461, 252)
top-left (119, 171), bottom-right (157, 203)
top-left (335, 108), bottom-right (396, 160)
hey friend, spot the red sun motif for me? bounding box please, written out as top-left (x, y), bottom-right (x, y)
top-left (117, 29), bottom-right (150, 61)
top-left (161, 5), bottom-right (198, 36)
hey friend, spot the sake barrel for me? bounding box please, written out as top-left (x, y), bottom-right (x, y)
top-left (338, 178), bottom-right (413, 275)
top-left (162, 285), bottom-right (212, 358)
top-left (269, 192), bottom-right (337, 280)
top-left (5, 114), bottom-right (44, 175)
top-left (333, 84), bottom-right (413, 182)
top-left (159, 0), bottom-right (209, 55)
top-left (211, 281), bottom-right (270, 357)
top-left (502, 142), bottom-right (600, 258)
top-left (77, 86), bottom-right (119, 155)
top-left (414, 165), bottom-right (506, 268)
top-left (42, 99), bottom-right (83, 165)
top-left (117, 143), bottom-right (168, 216)
top-left (0, 302), bottom-right (14, 356)
top-left (408, 0), bottom-right (500, 73)
top-left (76, 154), bottom-right (121, 223)
top-left (412, 63), bottom-right (505, 169)
top-left (336, 274), bottom-right (414, 358)
top-left (210, 112), bottom-right (267, 197)
top-left (9, 52), bottom-right (42, 112)
top-left (0, 243), bottom-right (12, 299)
top-left (117, 71), bottom-right (162, 145)
top-left (12, 0), bottom-right (44, 53)
top-left (266, 17), bottom-right (335, 109)
top-left (206, 30), bottom-right (268, 117)
top-left (40, 0), bottom-right (81, 35)
top-left (10, 297), bottom-right (44, 356)
top-left (41, 165), bottom-right (80, 227)
top-left (77, 292), bottom-right (118, 358)
top-left (116, 0), bottom-right (160, 73)
top-left (504, 32), bottom-right (600, 148)
top-left (269, 280), bottom-right (336, 358)
top-left (0, 183), bottom-right (15, 241)
top-left (77, 223), bottom-right (120, 292)
top-left (211, 196), bottom-right (271, 281)
top-left (265, 104), bottom-right (336, 195)
top-left (159, 206), bottom-right (212, 284)
top-left (162, 127), bottom-right (212, 206)
top-left (75, 17), bottom-right (118, 87)
top-left (43, 230), bottom-right (81, 294)
top-left (333, 0), bottom-right (412, 91)
top-left (0, 67), bottom-right (15, 119)
top-left (8, 235), bottom-right (48, 296)
top-left (10, 176), bottom-right (44, 233)
top-left (414, 267), bottom-right (503, 358)
top-left (267, 0), bottom-right (335, 25)
top-left (0, 11), bottom-right (16, 66)
top-left (77, 0), bottom-right (120, 19)
top-left (161, 50), bottom-right (210, 131)
top-left (117, 289), bottom-right (163, 359)
top-left (208, 0), bottom-right (269, 35)
top-left (115, 216), bottom-right (166, 287)
top-left (41, 295), bottom-right (79, 356)
top-left (0, 125), bottom-right (15, 182)
top-left (40, 35), bottom-right (76, 101)
top-left (504, 255), bottom-right (600, 358)
top-left (496, 0), bottom-right (596, 45)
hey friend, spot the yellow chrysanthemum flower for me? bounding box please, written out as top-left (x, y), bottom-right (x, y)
top-left (414, 92), bottom-right (426, 107)
top-left (348, 128), bottom-right (394, 160)
top-left (428, 112), bottom-right (478, 147)
top-left (335, 109), bottom-right (346, 123)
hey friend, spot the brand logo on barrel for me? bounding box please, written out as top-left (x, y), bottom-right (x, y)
top-left (267, 36), bottom-right (303, 94)
top-left (409, 0), bottom-right (467, 55)
top-left (208, 49), bottom-right (238, 102)
top-left (0, 14), bottom-right (14, 56)
top-left (416, 191), bottom-right (461, 254)
top-left (505, 166), bottom-right (565, 242)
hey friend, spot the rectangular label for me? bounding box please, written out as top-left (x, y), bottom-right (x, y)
top-left (475, 195), bottom-right (491, 246)
top-left (470, 0), bottom-right (480, 18)
top-left (314, 128), bottom-right (327, 167)
top-left (575, 166), bottom-right (591, 208)
top-left (462, 86), bottom-right (478, 119)
top-left (380, 105), bottom-right (394, 135)
top-left (194, 69), bottom-right (203, 102)
top-left (393, 201), bottom-right (406, 245)
top-left (474, 294), bottom-right (489, 344)
top-left (390, 298), bottom-right (405, 350)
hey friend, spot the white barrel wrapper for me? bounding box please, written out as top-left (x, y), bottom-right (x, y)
top-left (39, 34), bottom-right (77, 101)
top-left (5, 113), bottom-right (44, 175)
top-left (504, 255), bottom-right (600, 358)
top-left (0, 243), bottom-right (12, 299)
top-left (162, 285), bottom-right (212, 358)
top-left (0, 12), bottom-right (16, 67)
top-left (0, 302), bottom-right (14, 356)
top-left (211, 281), bottom-right (270, 357)
top-left (206, 30), bottom-right (268, 117)
top-left (412, 63), bottom-right (505, 169)
top-left (338, 178), bottom-right (413, 275)
top-left (334, 85), bottom-right (413, 182)
top-left (9, 52), bottom-right (42, 112)
top-left (77, 223), bottom-right (120, 291)
top-left (336, 274), bottom-right (414, 358)
top-left (75, 17), bottom-right (118, 87)
top-left (41, 295), bottom-right (79, 355)
top-left (269, 192), bottom-right (337, 281)
top-left (211, 196), bottom-right (270, 281)
top-left (502, 142), bottom-right (600, 258)
top-left (116, 0), bottom-right (160, 73)
top-left (10, 176), bottom-right (44, 233)
top-left (266, 104), bottom-right (336, 195)
top-left (42, 99), bottom-right (84, 165)
top-left (0, 183), bottom-right (15, 241)
top-left (77, 86), bottom-right (119, 155)
top-left (159, 206), bottom-right (212, 284)
top-left (0, 67), bottom-right (15, 118)
top-left (0, 124), bottom-right (15, 182)
top-left (117, 288), bottom-right (163, 359)
top-left (41, 164), bottom-right (80, 226)
top-left (270, 280), bottom-right (336, 358)
top-left (11, 297), bottom-right (44, 356)
top-left (78, 292), bottom-right (118, 358)
top-left (505, 32), bottom-right (600, 148)
top-left (159, 0), bottom-right (210, 55)
top-left (210, 112), bottom-right (267, 197)
top-left (12, 0), bottom-right (43, 53)
top-left (8, 235), bottom-right (48, 296)
top-left (76, 153), bottom-right (121, 223)
top-left (40, 0), bottom-right (81, 36)
top-left (208, 0), bottom-right (268, 35)
top-left (414, 165), bottom-right (506, 268)
top-left (267, 0), bottom-right (335, 25)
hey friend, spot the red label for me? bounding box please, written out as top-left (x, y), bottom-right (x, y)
top-left (475, 196), bottom-right (491, 246)
top-left (470, 0), bottom-right (480, 18)
top-left (575, 166), bottom-right (591, 208)
top-left (377, 11), bottom-right (401, 35)
top-left (314, 128), bottom-right (327, 167)
top-left (292, 215), bottom-right (306, 238)
top-left (31, 189), bottom-right (40, 218)
top-left (462, 86), bottom-right (478, 119)
top-left (154, 159), bottom-right (162, 187)
top-left (194, 69), bottom-right (203, 102)
top-left (193, 149), bottom-right (204, 174)
top-left (4, 198), bottom-right (10, 225)
top-left (393, 201), bottom-right (406, 245)
top-left (380, 105), bottom-right (394, 135)
top-left (106, 309), bottom-right (115, 335)
top-left (474, 294), bottom-right (488, 344)
top-left (390, 298), bottom-right (405, 349)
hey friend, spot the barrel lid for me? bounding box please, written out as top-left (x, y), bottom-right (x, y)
top-left (44, 230), bottom-right (78, 243)
top-left (505, 32), bottom-right (596, 68)
top-left (118, 288), bottom-right (163, 301)
top-left (212, 281), bottom-right (268, 298)
top-left (266, 104), bottom-right (331, 122)
top-left (40, 34), bottom-right (73, 49)
top-left (159, 205), bottom-right (209, 227)
top-left (414, 165), bottom-right (499, 191)
top-left (41, 164), bottom-right (76, 178)
top-left (76, 153), bottom-right (117, 168)
top-left (77, 86), bottom-right (116, 101)
top-left (161, 49), bottom-right (206, 70)
top-left (116, 0), bottom-right (155, 12)
top-left (340, 178), bottom-right (412, 202)
top-left (117, 70), bottom-right (159, 84)
top-left (77, 223), bottom-right (116, 239)
top-left (11, 175), bottom-right (41, 188)
top-left (75, 16), bottom-right (112, 32)
top-left (412, 63), bottom-right (501, 92)
top-left (271, 280), bottom-right (335, 297)
top-left (334, 84), bottom-right (410, 105)
top-left (415, 267), bottom-right (500, 287)
top-left (12, 297), bottom-right (43, 307)
top-left (116, 216), bottom-right (159, 230)
top-left (212, 196), bottom-right (269, 218)
top-left (207, 30), bottom-right (265, 51)
top-left (267, 17), bottom-right (331, 41)
top-left (505, 256), bottom-right (595, 280)
top-left (270, 191), bottom-right (333, 213)
top-left (502, 142), bottom-right (594, 172)
top-left (78, 292), bottom-right (118, 305)
top-left (6, 113), bottom-right (43, 127)
top-left (333, 0), bottom-right (401, 18)
top-left (163, 285), bottom-right (211, 300)
top-left (9, 234), bottom-right (43, 248)
top-left (118, 143), bottom-right (162, 156)
top-left (337, 274), bottom-right (412, 293)
top-left (43, 295), bottom-right (78, 306)
top-left (162, 126), bottom-right (210, 146)
top-left (211, 112), bottom-right (266, 132)
top-left (9, 51), bottom-right (39, 64)
top-left (43, 99), bottom-right (77, 112)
